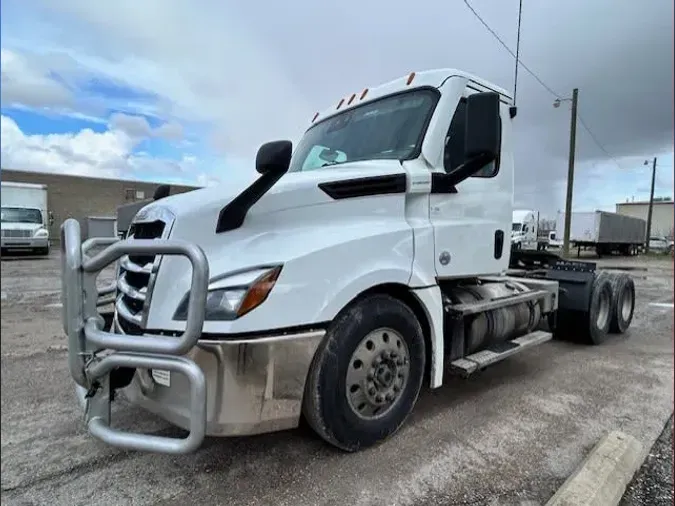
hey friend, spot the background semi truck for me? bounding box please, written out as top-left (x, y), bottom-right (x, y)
top-left (511, 209), bottom-right (549, 251)
top-left (60, 68), bottom-right (637, 455)
top-left (1, 181), bottom-right (52, 255)
top-left (556, 210), bottom-right (646, 257)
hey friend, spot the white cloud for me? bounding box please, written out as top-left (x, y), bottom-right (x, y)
top-left (0, 48), bottom-right (74, 110)
top-left (108, 112), bottom-right (152, 139)
top-left (0, 115), bottom-right (210, 184)
top-left (153, 120), bottom-right (183, 141)
top-left (108, 113), bottom-right (185, 143)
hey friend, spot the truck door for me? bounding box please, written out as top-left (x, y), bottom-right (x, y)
top-left (429, 92), bottom-right (512, 278)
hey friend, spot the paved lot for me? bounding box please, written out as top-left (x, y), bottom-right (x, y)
top-left (1, 252), bottom-right (673, 506)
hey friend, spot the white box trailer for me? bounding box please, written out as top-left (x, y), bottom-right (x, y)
top-left (556, 211), bottom-right (646, 257)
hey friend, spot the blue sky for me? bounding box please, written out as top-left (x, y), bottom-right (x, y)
top-left (0, 0), bottom-right (672, 217)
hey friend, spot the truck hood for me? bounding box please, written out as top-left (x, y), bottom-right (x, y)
top-left (0, 222), bottom-right (44, 232)
top-left (140, 160), bottom-right (412, 330)
top-left (141, 160), bottom-right (405, 229)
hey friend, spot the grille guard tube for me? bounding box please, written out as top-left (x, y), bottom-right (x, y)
top-left (60, 218), bottom-right (210, 454)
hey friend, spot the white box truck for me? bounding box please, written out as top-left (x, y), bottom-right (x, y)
top-left (60, 68), bottom-right (637, 455)
top-left (556, 211), bottom-right (646, 257)
top-left (1, 181), bottom-right (52, 255)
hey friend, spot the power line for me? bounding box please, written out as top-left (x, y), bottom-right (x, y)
top-left (576, 116), bottom-right (622, 170)
top-left (462, 0), bottom-right (624, 170)
top-left (461, 0), bottom-right (561, 98)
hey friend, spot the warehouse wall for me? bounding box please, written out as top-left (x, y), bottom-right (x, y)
top-left (1, 169), bottom-right (200, 242)
top-left (616, 202), bottom-right (674, 239)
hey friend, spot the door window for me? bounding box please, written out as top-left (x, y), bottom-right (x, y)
top-left (443, 98), bottom-right (500, 178)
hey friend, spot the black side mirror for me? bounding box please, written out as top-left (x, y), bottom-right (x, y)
top-left (446, 92), bottom-right (502, 187)
top-left (465, 92), bottom-right (501, 160)
top-left (255, 140), bottom-right (292, 175)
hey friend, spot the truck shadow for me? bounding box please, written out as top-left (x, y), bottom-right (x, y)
top-left (123, 342), bottom-right (578, 472)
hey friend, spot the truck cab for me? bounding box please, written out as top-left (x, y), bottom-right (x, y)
top-left (60, 68), bottom-right (635, 455)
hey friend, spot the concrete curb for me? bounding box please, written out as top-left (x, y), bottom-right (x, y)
top-left (546, 431), bottom-right (646, 506)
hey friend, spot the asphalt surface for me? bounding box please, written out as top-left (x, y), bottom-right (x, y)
top-left (1, 252), bottom-right (673, 506)
top-left (620, 415), bottom-right (674, 505)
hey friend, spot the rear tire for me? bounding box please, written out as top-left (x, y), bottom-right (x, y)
top-left (581, 275), bottom-right (613, 344)
top-left (302, 294), bottom-right (426, 452)
top-left (608, 273), bottom-right (635, 334)
top-left (555, 274), bottom-right (613, 345)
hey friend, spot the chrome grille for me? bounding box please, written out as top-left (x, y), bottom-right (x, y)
top-left (115, 207), bottom-right (175, 331)
top-left (1, 229), bottom-right (32, 238)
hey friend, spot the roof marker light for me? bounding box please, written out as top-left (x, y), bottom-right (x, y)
top-left (406, 72), bottom-right (416, 85)
top-left (347, 93), bottom-right (357, 105)
top-left (337, 98), bottom-right (345, 110)
top-left (312, 112), bottom-right (319, 123)
top-left (360, 88), bottom-right (369, 100)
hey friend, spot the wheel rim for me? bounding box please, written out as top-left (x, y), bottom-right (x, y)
top-left (620, 286), bottom-right (633, 322)
top-left (345, 328), bottom-right (410, 420)
top-left (596, 288), bottom-right (611, 329)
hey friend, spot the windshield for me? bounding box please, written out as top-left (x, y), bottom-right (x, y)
top-left (512, 223), bottom-right (522, 232)
top-left (288, 89), bottom-right (439, 173)
top-left (1, 207), bottom-right (43, 224)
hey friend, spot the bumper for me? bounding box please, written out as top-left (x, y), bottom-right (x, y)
top-left (121, 318), bottom-right (324, 436)
top-left (61, 218), bottom-right (324, 454)
top-left (1, 237), bottom-right (49, 249)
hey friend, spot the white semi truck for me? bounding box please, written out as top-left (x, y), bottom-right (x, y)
top-left (1, 181), bottom-right (52, 255)
top-left (60, 69), bottom-right (637, 455)
top-left (511, 209), bottom-right (550, 251)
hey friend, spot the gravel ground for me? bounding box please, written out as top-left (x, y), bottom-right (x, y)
top-left (1, 251), bottom-right (673, 505)
top-left (620, 415), bottom-right (674, 506)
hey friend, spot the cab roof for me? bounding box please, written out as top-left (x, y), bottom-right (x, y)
top-left (310, 68), bottom-right (513, 126)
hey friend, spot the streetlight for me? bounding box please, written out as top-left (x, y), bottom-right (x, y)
top-left (554, 89), bottom-right (579, 258)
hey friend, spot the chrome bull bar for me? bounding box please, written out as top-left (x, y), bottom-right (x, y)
top-left (60, 218), bottom-right (210, 454)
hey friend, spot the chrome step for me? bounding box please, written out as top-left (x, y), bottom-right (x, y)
top-left (450, 330), bottom-right (552, 377)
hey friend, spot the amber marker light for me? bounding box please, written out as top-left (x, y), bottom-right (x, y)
top-left (236, 266), bottom-right (283, 317)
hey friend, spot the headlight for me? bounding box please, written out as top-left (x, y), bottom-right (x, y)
top-left (33, 228), bottom-right (48, 238)
top-left (173, 265), bottom-right (282, 321)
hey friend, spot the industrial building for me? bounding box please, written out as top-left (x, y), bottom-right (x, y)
top-left (1, 169), bottom-right (199, 243)
top-left (616, 199), bottom-right (674, 239)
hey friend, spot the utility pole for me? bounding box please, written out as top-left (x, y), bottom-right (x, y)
top-left (561, 88), bottom-right (579, 258)
top-left (644, 156), bottom-right (657, 254)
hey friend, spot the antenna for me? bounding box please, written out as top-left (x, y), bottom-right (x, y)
top-left (513, 0), bottom-right (523, 104)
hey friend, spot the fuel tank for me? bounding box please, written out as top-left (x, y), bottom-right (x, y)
top-left (448, 280), bottom-right (542, 354)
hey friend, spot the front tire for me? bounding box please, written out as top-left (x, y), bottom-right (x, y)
top-left (302, 294), bottom-right (426, 452)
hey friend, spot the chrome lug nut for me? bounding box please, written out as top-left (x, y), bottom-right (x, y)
top-left (375, 394), bottom-right (384, 403)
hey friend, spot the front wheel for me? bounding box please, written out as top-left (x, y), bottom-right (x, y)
top-left (303, 294), bottom-right (426, 452)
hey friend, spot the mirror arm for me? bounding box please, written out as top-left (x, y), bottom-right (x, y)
top-left (215, 169), bottom-right (286, 234)
top-left (445, 152), bottom-right (495, 187)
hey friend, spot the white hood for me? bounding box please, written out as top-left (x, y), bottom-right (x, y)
top-left (0, 222), bottom-right (44, 232)
top-left (143, 160), bottom-right (405, 228)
